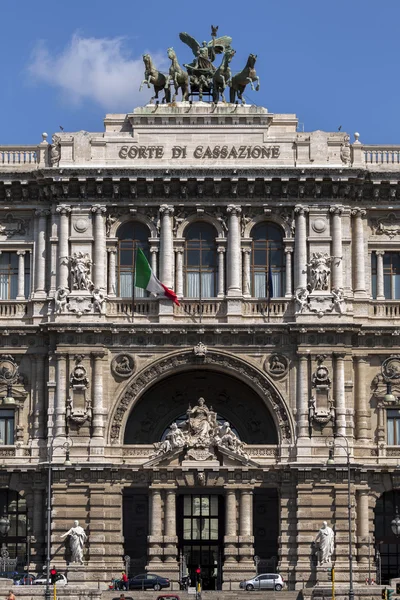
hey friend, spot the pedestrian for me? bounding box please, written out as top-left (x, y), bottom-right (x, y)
top-left (121, 571), bottom-right (128, 591)
top-left (7, 591), bottom-right (16, 600)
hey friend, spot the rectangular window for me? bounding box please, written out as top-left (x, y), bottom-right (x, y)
top-left (372, 252), bottom-right (400, 300)
top-left (387, 409), bottom-right (400, 445)
top-left (0, 410), bottom-right (14, 445)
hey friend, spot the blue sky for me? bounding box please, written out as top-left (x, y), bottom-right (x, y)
top-left (1, 0), bottom-right (399, 145)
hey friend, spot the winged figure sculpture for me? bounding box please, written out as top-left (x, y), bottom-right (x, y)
top-left (179, 31), bottom-right (233, 75)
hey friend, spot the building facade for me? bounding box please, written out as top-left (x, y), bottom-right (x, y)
top-left (0, 102), bottom-right (399, 589)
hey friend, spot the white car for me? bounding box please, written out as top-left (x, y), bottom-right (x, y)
top-left (239, 573), bottom-right (284, 591)
top-left (34, 574), bottom-right (68, 586)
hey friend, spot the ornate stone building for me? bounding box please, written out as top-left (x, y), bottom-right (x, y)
top-left (0, 102), bottom-right (400, 589)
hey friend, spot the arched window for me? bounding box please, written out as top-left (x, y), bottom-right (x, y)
top-left (116, 221), bottom-right (150, 298)
top-left (184, 222), bottom-right (217, 298)
top-left (251, 222), bottom-right (285, 298)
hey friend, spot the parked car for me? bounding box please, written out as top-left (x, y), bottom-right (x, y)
top-left (129, 574), bottom-right (170, 591)
top-left (33, 573), bottom-right (68, 586)
top-left (14, 574), bottom-right (36, 585)
top-left (239, 573), bottom-right (284, 591)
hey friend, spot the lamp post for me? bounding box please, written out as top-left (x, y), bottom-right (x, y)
top-left (327, 434), bottom-right (354, 600)
top-left (45, 440), bottom-right (72, 600)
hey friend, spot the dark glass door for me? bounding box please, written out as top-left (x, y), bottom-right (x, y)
top-left (178, 494), bottom-right (224, 590)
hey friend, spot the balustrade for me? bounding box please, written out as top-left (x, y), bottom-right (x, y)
top-left (364, 145), bottom-right (400, 166)
top-left (0, 146), bottom-right (37, 166)
top-left (174, 299), bottom-right (227, 318)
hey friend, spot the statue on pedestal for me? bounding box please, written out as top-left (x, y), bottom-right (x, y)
top-left (314, 521), bottom-right (334, 565)
top-left (60, 520), bottom-right (87, 564)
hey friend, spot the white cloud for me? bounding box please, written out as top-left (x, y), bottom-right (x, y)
top-left (28, 34), bottom-right (168, 111)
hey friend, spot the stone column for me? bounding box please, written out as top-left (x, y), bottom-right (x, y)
top-left (34, 209), bottom-right (49, 298)
top-left (31, 487), bottom-right (44, 558)
top-left (56, 205), bottom-right (71, 290)
top-left (16, 251), bottom-right (26, 300)
top-left (107, 249), bottom-right (117, 297)
top-left (297, 354), bottom-right (309, 438)
top-left (239, 489), bottom-right (254, 564)
top-left (355, 356), bottom-right (369, 440)
top-left (164, 488), bottom-right (178, 562)
top-left (330, 205), bottom-right (344, 290)
top-left (33, 353), bottom-right (45, 440)
top-left (150, 246), bottom-right (159, 278)
top-left (242, 248), bottom-right (251, 298)
top-left (149, 487), bottom-right (163, 563)
top-left (285, 247), bottom-right (293, 297)
top-left (55, 354), bottom-right (67, 438)
top-left (159, 205), bottom-right (174, 289)
top-left (357, 489), bottom-right (370, 564)
top-left (226, 205), bottom-right (242, 296)
top-left (92, 205), bottom-right (107, 290)
top-left (334, 353), bottom-right (346, 437)
top-left (49, 206), bottom-right (58, 296)
top-left (92, 352), bottom-right (105, 439)
top-left (376, 251), bottom-right (385, 300)
top-left (294, 205), bottom-right (309, 291)
top-left (224, 488), bottom-right (238, 563)
top-left (217, 246), bottom-right (226, 298)
top-left (351, 208), bottom-right (367, 296)
top-left (175, 248), bottom-right (184, 297)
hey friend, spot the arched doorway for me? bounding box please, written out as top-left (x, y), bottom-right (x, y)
top-left (122, 369), bottom-right (281, 586)
top-left (374, 490), bottom-right (400, 583)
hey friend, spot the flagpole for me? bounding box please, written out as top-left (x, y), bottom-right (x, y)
top-left (132, 244), bottom-right (136, 324)
top-left (267, 256), bottom-right (271, 323)
top-left (199, 246), bottom-right (203, 324)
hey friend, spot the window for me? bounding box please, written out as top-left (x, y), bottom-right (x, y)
top-left (0, 410), bottom-right (14, 445)
top-left (372, 252), bottom-right (400, 299)
top-left (387, 409), bottom-right (400, 445)
top-left (250, 223), bottom-right (285, 298)
top-left (183, 495), bottom-right (219, 541)
top-left (184, 223), bottom-right (217, 298)
top-left (116, 222), bottom-right (150, 298)
top-left (0, 253), bottom-right (30, 300)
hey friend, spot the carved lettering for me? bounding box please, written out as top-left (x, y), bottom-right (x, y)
top-left (118, 144), bottom-right (281, 160)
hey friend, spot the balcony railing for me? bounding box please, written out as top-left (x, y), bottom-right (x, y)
top-left (174, 299), bottom-right (227, 319)
top-left (0, 301), bottom-right (28, 318)
top-left (364, 145), bottom-right (400, 167)
top-left (0, 145), bottom-right (38, 167)
top-left (107, 298), bottom-right (158, 318)
top-left (369, 301), bottom-right (400, 318)
top-left (242, 298), bottom-right (292, 319)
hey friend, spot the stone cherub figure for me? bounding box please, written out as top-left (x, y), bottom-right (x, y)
top-left (60, 520), bottom-right (87, 564)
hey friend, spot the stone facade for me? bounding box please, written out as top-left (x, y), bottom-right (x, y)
top-left (0, 102), bottom-right (399, 590)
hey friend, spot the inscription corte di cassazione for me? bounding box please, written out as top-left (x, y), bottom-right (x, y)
top-left (119, 144), bottom-right (281, 160)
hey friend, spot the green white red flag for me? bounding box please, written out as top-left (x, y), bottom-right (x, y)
top-left (135, 247), bottom-right (180, 305)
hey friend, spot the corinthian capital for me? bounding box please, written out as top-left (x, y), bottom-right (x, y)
top-left (159, 204), bottom-right (174, 216)
top-left (56, 204), bottom-right (72, 215)
top-left (294, 204), bottom-right (309, 216)
top-left (35, 209), bottom-right (50, 218)
top-left (226, 204), bottom-right (242, 216)
top-left (91, 204), bottom-right (107, 215)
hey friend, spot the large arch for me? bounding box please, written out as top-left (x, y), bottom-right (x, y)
top-left (108, 349), bottom-right (294, 445)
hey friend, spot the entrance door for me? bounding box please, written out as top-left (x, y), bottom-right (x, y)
top-left (178, 494), bottom-right (224, 590)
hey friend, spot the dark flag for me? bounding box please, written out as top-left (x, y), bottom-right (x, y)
top-left (267, 261), bottom-right (274, 321)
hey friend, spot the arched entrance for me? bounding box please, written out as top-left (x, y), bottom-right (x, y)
top-left (374, 490), bottom-right (400, 583)
top-left (121, 365), bottom-right (283, 588)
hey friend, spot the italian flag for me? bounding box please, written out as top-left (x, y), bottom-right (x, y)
top-left (135, 247), bottom-right (180, 305)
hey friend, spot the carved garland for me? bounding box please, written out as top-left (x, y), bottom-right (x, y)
top-left (109, 350), bottom-right (293, 444)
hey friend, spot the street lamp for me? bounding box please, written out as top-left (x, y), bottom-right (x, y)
top-left (326, 434), bottom-right (354, 600)
top-left (45, 440), bottom-right (72, 600)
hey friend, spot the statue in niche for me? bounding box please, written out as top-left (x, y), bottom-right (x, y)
top-left (314, 521), bottom-right (335, 565)
top-left (331, 287), bottom-right (346, 314)
top-left (70, 252), bottom-right (93, 291)
top-left (295, 287), bottom-right (309, 312)
top-left (54, 287), bottom-right (68, 314)
top-left (60, 520), bottom-right (87, 564)
top-left (306, 253), bottom-right (333, 291)
top-left (93, 288), bottom-right (107, 314)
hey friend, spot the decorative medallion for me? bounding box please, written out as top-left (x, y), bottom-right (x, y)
top-left (73, 218), bottom-right (89, 233)
top-left (265, 354), bottom-right (289, 378)
top-left (0, 355), bottom-right (19, 385)
top-left (111, 354), bottom-right (135, 378)
top-left (382, 355), bottom-right (400, 381)
top-left (311, 218), bottom-right (327, 234)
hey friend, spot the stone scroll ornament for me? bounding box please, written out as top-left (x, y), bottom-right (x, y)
top-left (139, 25), bottom-right (259, 105)
top-left (152, 397), bottom-right (249, 461)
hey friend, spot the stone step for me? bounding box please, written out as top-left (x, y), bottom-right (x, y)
top-left (101, 591), bottom-right (302, 600)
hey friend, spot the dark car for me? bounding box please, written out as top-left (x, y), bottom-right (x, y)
top-left (14, 574), bottom-right (36, 585)
top-left (129, 574), bottom-right (170, 591)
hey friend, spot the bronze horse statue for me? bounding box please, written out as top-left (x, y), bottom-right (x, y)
top-left (166, 47), bottom-right (189, 102)
top-left (212, 47), bottom-right (235, 103)
top-left (139, 53), bottom-right (170, 103)
top-left (229, 53), bottom-right (260, 104)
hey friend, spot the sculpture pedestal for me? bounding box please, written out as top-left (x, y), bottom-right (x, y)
top-left (316, 564), bottom-right (333, 585)
top-left (66, 564), bottom-right (87, 585)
